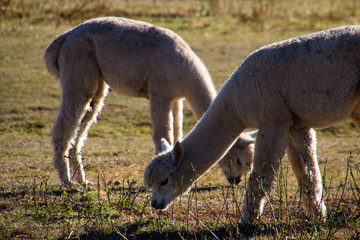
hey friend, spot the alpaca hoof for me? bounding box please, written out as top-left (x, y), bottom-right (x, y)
top-left (240, 214), bottom-right (252, 225)
top-left (61, 179), bottom-right (74, 186)
top-left (69, 180), bottom-right (81, 186)
top-left (84, 180), bottom-right (94, 186)
top-left (75, 179), bottom-right (93, 186)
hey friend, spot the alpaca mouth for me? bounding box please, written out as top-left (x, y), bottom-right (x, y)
top-left (151, 199), bottom-right (168, 210)
top-left (227, 176), bottom-right (241, 185)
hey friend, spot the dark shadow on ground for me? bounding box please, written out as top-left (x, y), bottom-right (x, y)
top-left (76, 222), bottom-right (277, 240)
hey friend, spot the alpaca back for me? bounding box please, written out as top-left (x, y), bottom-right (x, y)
top-left (51, 17), bottom-right (216, 102)
top-left (229, 26), bottom-right (360, 129)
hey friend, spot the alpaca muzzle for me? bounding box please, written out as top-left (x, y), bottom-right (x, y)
top-left (151, 199), bottom-right (167, 210)
top-left (227, 176), bottom-right (241, 185)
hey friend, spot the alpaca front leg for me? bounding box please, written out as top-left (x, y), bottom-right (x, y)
top-left (171, 99), bottom-right (183, 143)
top-left (242, 126), bottom-right (289, 223)
top-left (287, 128), bottom-right (326, 220)
top-left (150, 96), bottom-right (173, 154)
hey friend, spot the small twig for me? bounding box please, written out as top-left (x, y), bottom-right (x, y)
top-left (326, 153), bottom-right (352, 239)
top-left (115, 230), bottom-right (129, 240)
top-left (257, 166), bottom-right (280, 234)
top-left (230, 183), bottom-right (243, 220)
top-left (68, 230), bottom-right (74, 239)
top-left (198, 190), bottom-right (224, 225)
top-left (137, 194), bottom-right (150, 226)
top-left (189, 210), bottom-right (220, 240)
top-left (97, 173), bottom-right (101, 203)
top-left (261, 186), bottom-right (279, 235)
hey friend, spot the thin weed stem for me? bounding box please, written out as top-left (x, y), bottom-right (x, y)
top-left (189, 210), bottom-right (220, 240)
top-left (326, 153), bottom-right (352, 239)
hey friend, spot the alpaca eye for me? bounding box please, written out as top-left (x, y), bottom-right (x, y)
top-left (236, 158), bottom-right (241, 166)
top-left (160, 178), bottom-right (169, 186)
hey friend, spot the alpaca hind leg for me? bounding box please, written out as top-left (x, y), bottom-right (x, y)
top-left (171, 99), bottom-right (183, 143)
top-left (242, 125), bottom-right (289, 223)
top-left (350, 101), bottom-right (360, 128)
top-left (53, 43), bottom-right (100, 184)
top-left (150, 96), bottom-right (173, 154)
top-left (287, 128), bottom-right (326, 220)
top-left (69, 81), bottom-right (109, 184)
top-left (52, 92), bottom-right (92, 185)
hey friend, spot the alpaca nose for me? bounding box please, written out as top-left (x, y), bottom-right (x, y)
top-left (151, 199), bottom-right (166, 209)
top-left (227, 176), bottom-right (241, 185)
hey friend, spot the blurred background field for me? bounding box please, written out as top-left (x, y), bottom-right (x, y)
top-left (1, 0), bottom-right (360, 239)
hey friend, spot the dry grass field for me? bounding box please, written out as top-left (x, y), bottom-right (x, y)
top-left (1, 0), bottom-right (360, 239)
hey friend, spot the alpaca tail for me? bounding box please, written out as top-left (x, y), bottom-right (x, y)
top-left (44, 33), bottom-right (67, 81)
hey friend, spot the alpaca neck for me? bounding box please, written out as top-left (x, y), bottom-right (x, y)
top-left (177, 81), bottom-right (245, 189)
top-left (184, 72), bottom-right (217, 120)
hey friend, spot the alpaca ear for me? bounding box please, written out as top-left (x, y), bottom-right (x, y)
top-left (249, 130), bottom-right (258, 139)
top-left (235, 130), bottom-right (257, 150)
top-left (171, 141), bottom-right (184, 169)
top-left (235, 138), bottom-right (255, 150)
top-left (161, 138), bottom-right (171, 152)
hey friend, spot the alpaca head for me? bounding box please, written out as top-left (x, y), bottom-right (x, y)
top-left (218, 131), bottom-right (257, 185)
top-left (144, 139), bottom-right (187, 210)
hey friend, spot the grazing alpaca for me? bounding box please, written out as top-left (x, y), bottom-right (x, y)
top-left (218, 130), bottom-right (257, 185)
top-left (144, 26), bottom-right (360, 223)
top-left (44, 17), bottom-right (216, 185)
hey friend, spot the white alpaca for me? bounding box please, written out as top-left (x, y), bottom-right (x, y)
top-left (218, 130), bottom-right (257, 185)
top-left (144, 26), bottom-right (360, 223)
top-left (44, 17), bottom-right (217, 185)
